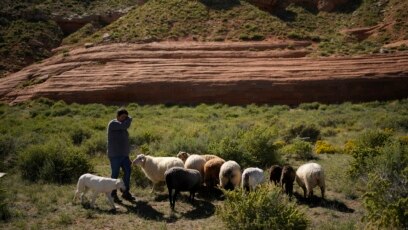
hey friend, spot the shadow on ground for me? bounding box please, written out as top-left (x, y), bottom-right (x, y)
top-left (197, 186), bottom-right (225, 201)
top-left (294, 192), bottom-right (354, 213)
top-left (117, 194), bottom-right (216, 223)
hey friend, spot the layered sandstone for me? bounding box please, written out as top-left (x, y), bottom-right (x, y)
top-left (0, 41), bottom-right (407, 105)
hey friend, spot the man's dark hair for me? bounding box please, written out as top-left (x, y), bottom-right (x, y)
top-left (117, 108), bottom-right (128, 117)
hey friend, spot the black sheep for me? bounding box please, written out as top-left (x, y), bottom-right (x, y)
top-left (269, 165), bottom-right (282, 185)
top-left (164, 167), bottom-right (201, 210)
top-left (280, 165), bottom-right (296, 197)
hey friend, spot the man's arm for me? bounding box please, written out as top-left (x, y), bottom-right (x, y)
top-left (109, 117), bottom-right (132, 130)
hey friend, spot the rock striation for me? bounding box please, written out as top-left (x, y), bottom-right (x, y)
top-left (0, 41), bottom-right (407, 105)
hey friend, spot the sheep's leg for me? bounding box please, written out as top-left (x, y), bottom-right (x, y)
top-left (288, 183), bottom-right (293, 197)
top-left (169, 188), bottom-right (174, 209)
top-left (173, 190), bottom-right (179, 209)
top-left (306, 184), bottom-right (313, 198)
top-left (301, 185), bottom-right (307, 198)
top-left (106, 193), bottom-right (116, 210)
top-left (90, 191), bottom-right (98, 208)
top-left (320, 186), bottom-right (325, 199)
top-left (190, 190), bottom-right (196, 204)
top-left (73, 190), bottom-right (80, 203)
top-left (151, 183), bottom-right (158, 193)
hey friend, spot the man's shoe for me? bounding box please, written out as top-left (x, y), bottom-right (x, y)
top-left (122, 192), bottom-right (136, 201)
top-left (112, 192), bottom-right (121, 203)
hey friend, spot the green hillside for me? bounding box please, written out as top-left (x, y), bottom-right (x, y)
top-left (79, 0), bottom-right (408, 55)
top-left (0, 0), bottom-right (139, 77)
top-left (1, 0), bottom-right (407, 77)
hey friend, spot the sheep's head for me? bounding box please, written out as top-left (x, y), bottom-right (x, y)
top-left (132, 154), bottom-right (146, 166)
top-left (116, 179), bottom-right (126, 192)
top-left (177, 151), bottom-right (190, 163)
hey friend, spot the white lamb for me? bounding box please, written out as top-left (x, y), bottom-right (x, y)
top-left (184, 154), bottom-right (206, 180)
top-left (73, 173), bottom-right (126, 210)
top-left (219, 160), bottom-right (241, 190)
top-left (295, 162), bottom-right (326, 199)
top-left (132, 154), bottom-right (184, 192)
top-left (241, 167), bottom-right (265, 191)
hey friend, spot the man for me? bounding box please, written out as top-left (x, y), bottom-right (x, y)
top-left (107, 108), bottom-right (135, 201)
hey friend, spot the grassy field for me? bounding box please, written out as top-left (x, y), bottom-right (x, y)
top-left (0, 98), bottom-right (407, 229)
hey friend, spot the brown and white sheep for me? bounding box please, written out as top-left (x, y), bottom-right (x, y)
top-left (203, 157), bottom-right (225, 188)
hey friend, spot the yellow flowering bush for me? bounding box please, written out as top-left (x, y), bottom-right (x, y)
top-left (344, 140), bottom-right (357, 154)
top-left (314, 140), bottom-right (337, 154)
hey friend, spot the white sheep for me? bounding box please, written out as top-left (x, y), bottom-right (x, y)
top-left (73, 173), bottom-right (126, 210)
top-left (219, 160), bottom-right (241, 190)
top-left (132, 154), bottom-right (184, 192)
top-left (295, 162), bottom-right (325, 199)
top-left (241, 167), bottom-right (265, 191)
top-left (184, 154), bottom-right (206, 181)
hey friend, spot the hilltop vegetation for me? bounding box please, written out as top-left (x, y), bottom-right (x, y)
top-left (1, 0), bottom-right (407, 76)
top-left (80, 0), bottom-right (408, 55)
top-left (0, 0), bottom-right (139, 77)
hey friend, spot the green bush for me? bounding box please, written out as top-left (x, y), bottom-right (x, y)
top-left (70, 128), bottom-right (92, 145)
top-left (363, 142), bottom-right (408, 228)
top-left (241, 127), bottom-right (279, 167)
top-left (131, 165), bottom-right (151, 188)
top-left (280, 138), bottom-right (314, 160)
top-left (81, 133), bottom-right (107, 155)
top-left (0, 134), bottom-right (16, 171)
top-left (19, 141), bottom-right (93, 183)
top-left (283, 123), bottom-right (320, 143)
top-left (0, 184), bottom-right (10, 221)
top-left (348, 130), bottom-right (392, 177)
top-left (209, 136), bottom-right (249, 165)
top-left (217, 185), bottom-right (309, 229)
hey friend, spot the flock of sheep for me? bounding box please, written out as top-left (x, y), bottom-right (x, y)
top-left (132, 152), bottom-right (326, 209)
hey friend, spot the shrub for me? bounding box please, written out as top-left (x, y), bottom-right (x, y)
top-left (298, 102), bottom-right (321, 110)
top-left (131, 165), bottom-right (151, 188)
top-left (241, 127), bottom-right (279, 167)
top-left (209, 136), bottom-right (249, 165)
top-left (283, 123), bottom-right (320, 143)
top-left (363, 142), bottom-right (408, 228)
top-left (0, 184), bottom-right (10, 221)
top-left (343, 140), bottom-right (357, 154)
top-left (280, 138), bottom-right (314, 160)
top-left (314, 140), bottom-right (337, 154)
top-left (398, 136), bottom-right (408, 145)
top-left (0, 134), bottom-right (16, 171)
top-left (348, 130), bottom-right (392, 177)
top-left (81, 133), bottom-right (106, 155)
top-left (217, 185), bottom-right (309, 229)
top-left (70, 128), bottom-right (92, 145)
top-left (19, 141), bottom-right (93, 183)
